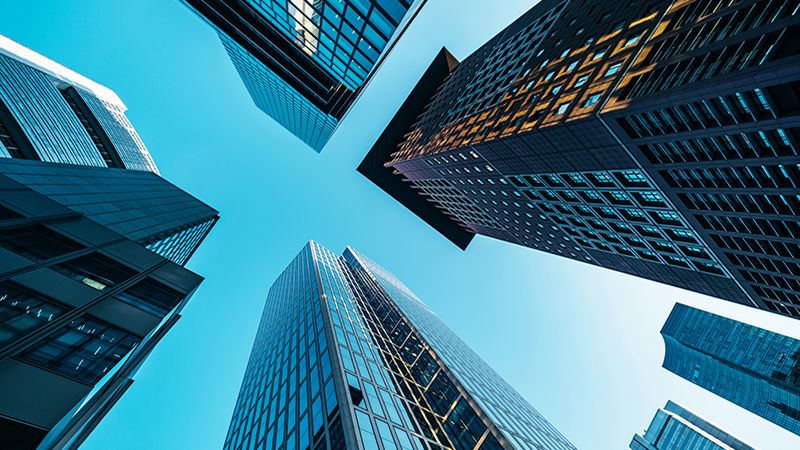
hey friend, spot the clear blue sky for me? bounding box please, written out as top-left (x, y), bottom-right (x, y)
top-left (3, 1), bottom-right (800, 449)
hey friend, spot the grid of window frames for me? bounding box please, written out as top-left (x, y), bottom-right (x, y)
top-left (612, 0), bottom-right (800, 103)
top-left (607, 1), bottom-right (800, 316)
top-left (223, 244), bottom-right (345, 450)
top-left (0, 282), bottom-right (65, 346)
top-left (661, 304), bottom-right (800, 435)
top-left (0, 51), bottom-right (159, 172)
top-left (403, 146), bottom-right (726, 276)
top-left (388, 0), bottom-right (665, 164)
top-left (244, 0), bottom-right (413, 90)
top-left (144, 217), bottom-right (217, 266)
top-left (503, 169), bottom-right (729, 276)
top-left (407, 151), bottom-right (591, 262)
top-left (342, 250), bottom-right (509, 450)
top-left (312, 242), bottom-right (445, 450)
top-left (219, 34), bottom-right (340, 151)
top-left (16, 315), bottom-right (140, 385)
top-left (346, 249), bottom-right (579, 450)
top-left (227, 242), bottom-right (579, 450)
top-left (635, 402), bottom-right (756, 450)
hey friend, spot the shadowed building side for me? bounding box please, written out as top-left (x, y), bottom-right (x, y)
top-left (360, 0), bottom-right (800, 320)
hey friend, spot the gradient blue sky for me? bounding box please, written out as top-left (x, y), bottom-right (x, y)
top-left (3, 1), bottom-right (800, 449)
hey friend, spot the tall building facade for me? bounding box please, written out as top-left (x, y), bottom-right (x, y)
top-left (360, 0), bottom-right (800, 319)
top-left (224, 241), bottom-right (575, 450)
top-left (0, 36), bottom-right (218, 448)
top-left (661, 303), bottom-right (800, 436)
top-left (180, 0), bottom-right (427, 151)
top-left (630, 401), bottom-right (754, 450)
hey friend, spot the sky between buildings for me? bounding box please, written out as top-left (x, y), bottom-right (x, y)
top-left (3, 1), bottom-right (800, 449)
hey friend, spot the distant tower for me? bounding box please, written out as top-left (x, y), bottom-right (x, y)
top-left (180, 0), bottom-right (427, 151)
top-left (661, 304), bottom-right (800, 436)
top-left (631, 401), bottom-right (754, 449)
top-left (0, 34), bottom-right (218, 448)
top-left (360, 0), bottom-right (800, 319)
top-left (223, 241), bottom-right (576, 450)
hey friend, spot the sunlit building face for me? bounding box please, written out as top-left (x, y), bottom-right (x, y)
top-left (181, 0), bottom-right (424, 151)
top-left (222, 241), bottom-right (578, 450)
top-left (361, 0), bottom-right (800, 320)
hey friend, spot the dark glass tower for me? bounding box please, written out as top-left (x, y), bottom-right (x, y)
top-left (661, 303), bottom-right (800, 436)
top-left (630, 401), bottom-right (754, 450)
top-left (180, 0), bottom-right (426, 152)
top-left (224, 241), bottom-right (576, 450)
top-left (360, 0), bottom-right (800, 319)
top-left (0, 36), bottom-right (218, 448)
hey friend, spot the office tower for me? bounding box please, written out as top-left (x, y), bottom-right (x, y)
top-left (224, 241), bottom-right (575, 450)
top-left (361, 0), bottom-right (800, 319)
top-left (0, 36), bottom-right (219, 448)
top-left (660, 303), bottom-right (800, 436)
top-left (630, 401), bottom-right (754, 450)
top-left (180, 0), bottom-right (426, 151)
top-left (0, 35), bottom-right (158, 172)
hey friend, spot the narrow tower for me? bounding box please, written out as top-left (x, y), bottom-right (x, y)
top-left (661, 304), bottom-right (800, 436)
top-left (223, 241), bottom-right (576, 450)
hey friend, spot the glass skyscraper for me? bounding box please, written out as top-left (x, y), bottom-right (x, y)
top-left (0, 34), bottom-right (158, 172)
top-left (180, 0), bottom-right (426, 151)
top-left (360, 0), bottom-right (800, 319)
top-left (661, 303), bottom-right (800, 436)
top-left (0, 35), bottom-right (218, 448)
top-left (224, 241), bottom-right (576, 450)
top-left (630, 401), bottom-right (754, 450)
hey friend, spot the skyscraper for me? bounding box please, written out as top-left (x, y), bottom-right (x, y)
top-left (0, 35), bottom-right (218, 448)
top-left (660, 303), bottom-right (800, 436)
top-left (630, 401), bottom-right (754, 450)
top-left (224, 241), bottom-right (576, 450)
top-left (180, 0), bottom-right (426, 151)
top-left (360, 0), bottom-right (800, 319)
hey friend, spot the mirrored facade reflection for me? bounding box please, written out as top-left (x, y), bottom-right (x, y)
top-left (0, 35), bottom-right (218, 448)
top-left (224, 241), bottom-right (576, 450)
top-left (180, 0), bottom-right (426, 151)
top-left (0, 34), bottom-right (158, 172)
top-left (360, 0), bottom-right (800, 320)
top-left (630, 401), bottom-right (754, 450)
top-left (661, 304), bottom-right (800, 436)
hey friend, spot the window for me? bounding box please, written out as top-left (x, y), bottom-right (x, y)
top-left (0, 282), bottom-right (64, 345)
top-left (583, 93), bottom-right (602, 107)
top-left (634, 191), bottom-right (665, 206)
top-left (114, 278), bottom-right (185, 317)
top-left (556, 102), bottom-right (571, 115)
top-left (574, 74), bottom-right (590, 87)
top-left (651, 211), bottom-right (682, 226)
top-left (624, 35), bottom-right (640, 47)
top-left (592, 49), bottom-right (606, 61)
top-left (551, 84), bottom-right (563, 95)
top-left (0, 98), bottom-right (37, 160)
top-left (19, 316), bottom-right (139, 384)
top-left (618, 170), bottom-right (649, 186)
top-left (52, 253), bottom-right (136, 291)
top-left (566, 60), bottom-right (579, 72)
top-left (605, 62), bottom-right (622, 77)
top-left (59, 87), bottom-right (124, 169)
top-left (0, 225), bottom-right (83, 261)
